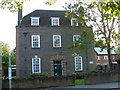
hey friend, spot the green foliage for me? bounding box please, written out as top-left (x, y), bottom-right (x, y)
top-left (0, 0), bottom-right (58, 12)
top-left (90, 70), bottom-right (104, 73)
top-left (75, 79), bottom-right (85, 85)
top-left (98, 0), bottom-right (120, 18)
top-left (0, 0), bottom-right (30, 12)
top-left (65, 0), bottom-right (119, 71)
top-left (75, 72), bottom-right (84, 79)
top-left (0, 41), bottom-right (16, 76)
top-left (31, 73), bottom-right (49, 78)
top-left (45, 0), bottom-right (57, 6)
top-left (95, 40), bottom-right (106, 48)
top-left (68, 26), bottom-right (94, 53)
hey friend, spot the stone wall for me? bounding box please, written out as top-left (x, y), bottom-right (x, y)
top-left (3, 75), bottom-right (75, 89)
top-left (85, 71), bottom-right (120, 85)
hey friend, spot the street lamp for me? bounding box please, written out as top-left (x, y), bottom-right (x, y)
top-left (8, 51), bottom-right (12, 89)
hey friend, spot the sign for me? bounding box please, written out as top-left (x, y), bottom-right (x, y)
top-left (89, 61), bottom-right (94, 64)
top-left (8, 67), bottom-right (12, 79)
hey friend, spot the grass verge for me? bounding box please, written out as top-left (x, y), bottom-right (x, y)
top-left (75, 79), bottom-right (85, 85)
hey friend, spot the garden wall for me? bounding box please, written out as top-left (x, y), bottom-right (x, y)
top-left (3, 75), bottom-right (75, 88)
top-left (85, 71), bottom-right (120, 84)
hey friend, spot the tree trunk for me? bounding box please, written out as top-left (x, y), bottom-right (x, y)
top-left (107, 48), bottom-right (112, 71)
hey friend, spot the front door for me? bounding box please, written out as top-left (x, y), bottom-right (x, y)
top-left (54, 61), bottom-right (62, 76)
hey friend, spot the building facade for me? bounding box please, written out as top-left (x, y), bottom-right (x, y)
top-left (94, 47), bottom-right (118, 70)
top-left (16, 10), bottom-right (95, 78)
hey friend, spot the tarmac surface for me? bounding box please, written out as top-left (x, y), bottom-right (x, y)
top-left (38, 82), bottom-right (120, 90)
top-left (2, 82), bottom-right (120, 90)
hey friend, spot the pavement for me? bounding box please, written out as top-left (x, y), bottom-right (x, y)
top-left (38, 82), bottom-right (120, 90)
top-left (4, 82), bottom-right (120, 90)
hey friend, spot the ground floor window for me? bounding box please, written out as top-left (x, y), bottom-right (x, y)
top-left (32, 58), bottom-right (41, 73)
top-left (75, 55), bottom-right (83, 71)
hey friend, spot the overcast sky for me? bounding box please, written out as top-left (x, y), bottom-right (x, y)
top-left (0, 0), bottom-right (70, 50)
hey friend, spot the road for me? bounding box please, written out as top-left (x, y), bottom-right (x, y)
top-left (38, 82), bottom-right (120, 90)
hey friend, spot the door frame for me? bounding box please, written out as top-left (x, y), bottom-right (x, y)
top-left (54, 61), bottom-right (62, 76)
top-left (50, 55), bottom-right (66, 76)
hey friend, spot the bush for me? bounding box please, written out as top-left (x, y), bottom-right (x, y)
top-left (31, 73), bottom-right (48, 78)
top-left (90, 70), bottom-right (104, 73)
top-left (75, 72), bottom-right (84, 79)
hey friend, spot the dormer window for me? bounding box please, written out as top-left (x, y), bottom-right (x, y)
top-left (31, 17), bottom-right (40, 26)
top-left (73, 35), bottom-right (81, 41)
top-left (71, 18), bottom-right (79, 26)
top-left (51, 17), bottom-right (60, 26)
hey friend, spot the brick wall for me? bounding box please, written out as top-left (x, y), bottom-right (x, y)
top-left (16, 26), bottom-right (96, 78)
top-left (2, 75), bottom-right (75, 88)
top-left (85, 71), bottom-right (120, 84)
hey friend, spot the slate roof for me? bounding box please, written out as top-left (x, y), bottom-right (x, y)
top-left (21, 10), bottom-right (71, 26)
top-left (94, 47), bottom-right (117, 55)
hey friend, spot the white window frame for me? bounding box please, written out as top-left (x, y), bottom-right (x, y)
top-left (31, 35), bottom-right (40, 48)
top-left (73, 35), bottom-right (81, 46)
top-left (32, 58), bottom-right (41, 73)
top-left (112, 55), bottom-right (115, 59)
top-left (51, 17), bottom-right (60, 26)
top-left (75, 55), bottom-right (83, 71)
top-left (31, 17), bottom-right (40, 26)
top-left (103, 55), bottom-right (108, 60)
top-left (97, 56), bottom-right (101, 60)
top-left (73, 35), bottom-right (81, 42)
top-left (71, 18), bottom-right (79, 26)
top-left (53, 35), bottom-right (61, 47)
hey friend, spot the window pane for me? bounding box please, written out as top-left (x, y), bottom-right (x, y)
top-left (71, 18), bottom-right (79, 26)
top-left (32, 58), bottom-right (41, 73)
top-left (75, 56), bottom-right (83, 71)
top-left (73, 35), bottom-right (81, 47)
top-left (31, 17), bottom-right (39, 26)
top-left (73, 35), bottom-right (80, 41)
top-left (51, 17), bottom-right (59, 26)
top-left (53, 35), bottom-right (61, 47)
top-left (32, 35), bottom-right (40, 48)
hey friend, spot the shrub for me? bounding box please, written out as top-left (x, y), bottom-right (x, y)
top-left (75, 72), bottom-right (84, 79)
top-left (31, 73), bottom-right (48, 78)
top-left (90, 70), bottom-right (104, 73)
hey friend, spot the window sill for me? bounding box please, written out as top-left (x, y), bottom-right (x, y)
top-left (32, 47), bottom-right (40, 49)
top-left (53, 47), bottom-right (62, 49)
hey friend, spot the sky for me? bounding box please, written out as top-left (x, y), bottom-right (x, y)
top-left (0, 0), bottom-right (70, 50)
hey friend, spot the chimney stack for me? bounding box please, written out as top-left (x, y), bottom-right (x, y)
top-left (18, 8), bottom-right (22, 25)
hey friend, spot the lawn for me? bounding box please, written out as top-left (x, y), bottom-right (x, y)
top-left (75, 79), bottom-right (85, 85)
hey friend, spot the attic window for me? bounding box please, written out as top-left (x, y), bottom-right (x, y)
top-left (51, 17), bottom-right (60, 26)
top-left (71, 18), bottom-right (79, 26)
top-left (31, 17), bottom-right (40, 26)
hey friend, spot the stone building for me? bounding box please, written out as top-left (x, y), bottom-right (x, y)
top-left (16, 9), bottom-right (95, 78)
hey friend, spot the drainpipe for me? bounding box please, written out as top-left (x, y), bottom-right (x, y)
top-left (22, 31), bottom-right (28, 78)
top-left (85, 49), bottom-right (89, 73)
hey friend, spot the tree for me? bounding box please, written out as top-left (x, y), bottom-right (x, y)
top-left (95, 40), bottom-right (106, 48)
top-left (0, 0), bottom-right (57, 12)
top-left (0, 0), bottom-right (28, 12)
top-left (0, 41), bottom-right (16, 77)
top-left (64, 0), bottom-right (119, 71)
